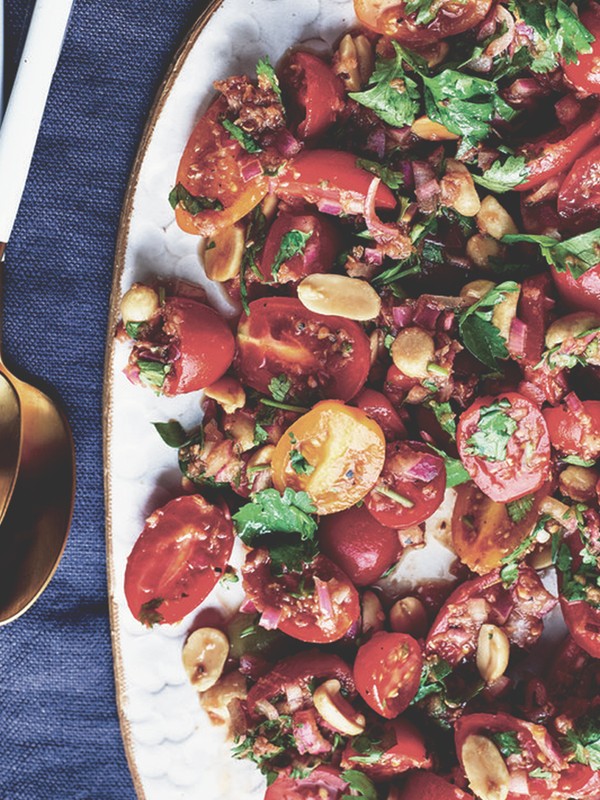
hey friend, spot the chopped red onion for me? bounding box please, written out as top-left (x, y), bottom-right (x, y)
top-left (364, 247), bottom-right (384, 266)
top-left (413, 302), bottom-right (442, 330)
top-left (274, 128), bottom-right (302, 157)
top-left (240, 158), bottom-right (264, 182)
top-left (316, 198), bottom-right (343, 216)
top-left (413, 161), bottom-right (441, 214)
top-left (259, 605), bottom-right (282, 630)
top-left (404, 454), bottom-right (443, 483)
top-left (565, 392), bottom-right (585, 415)
top-left (314, 576), bottom-right (334, 620)
top-left (493, 595), bottom-right (515, 625)
top-left (366, 128), bottom-right (386, 159)
top-left (441, 310), bottom-right (455, 332)
top-left (254, 697), bottom-right (280, 721)
top-left (508, 770), bottom-right (530, 796)
top-left (509, 317), bottom-right (528, 358)
top-left (392, 304), bottom-right (414, 328)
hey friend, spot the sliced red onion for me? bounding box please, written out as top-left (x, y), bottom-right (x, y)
top-left (413, 161), bottom-right (441, 214)
top-left (240, 158), bottom-right (264, 182)
top-left (364, 177), bottom-right (407, 254)
top-left (505, 78), bottom-right (544, 108)
top-left (404, 454), bottom-right (443, 483)
top-left (123, 363), bottom-right (141, 385)
top-left (413, 302), bottom-right (442, 330)
top-left (259, 605), bottom-right (283, 630)
top-left (565, 392), bottom-right (585, 415)
top-left (484, 5), bottom-right (515, 58)
top-left (399, 160), bottom-right (414, 191)
top-left (239, 597), bottom-right (257, 614)
top-left (314, 576), bottom-right (334, 620)
top-left (316, 198), bottom-right (343, 216)
top-left (509, 317), bottom-right (528, 358)
top-left (393, 304), bottom-right (414, 328)
top-left (364, 247), bottom-right (384, 266)
top-left (274, 128), bottom-right (302, 157)
top-left (493, 595), bottom-right (515, 625)
top-left (441, 310), bottom-right (455, 332)
top-left (486, 674), bottom-right (511, 698)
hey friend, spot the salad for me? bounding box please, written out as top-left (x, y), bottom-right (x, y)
top-left (116, 0), bottom-right (600, 798)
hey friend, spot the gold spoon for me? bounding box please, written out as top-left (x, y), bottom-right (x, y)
top-left (0, 0), bottom-right (76, 624)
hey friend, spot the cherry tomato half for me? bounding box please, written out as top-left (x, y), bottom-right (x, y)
top-left (173, 96), bottom-right (270, 237)
top-left (365, 440), bottom-right (446, 529)
top-left (235, 298), bottom-right (371, 403)
top-left (557, 143), bottom-right (600, 233)
top-left (353, 631), bottom-right (423, 718)
top-left (126, 297), bottom-right (235, 396)
top-left (551, 262), bottom-right (600, 315)
top-left (563, 3), bottom-right (600, 95)
top-left (457, 392), bottom-right (551, 503)
top-left (271, 401), bottom-right (386, 515)
top-left (556, 764), bottom-right (600, 800)
top-left (280, 51), bottom-right (345, 141)
top-left (275, 149), bottom-right (396, 216)
top-left (452, 481), bottom-right (551, 575)
top-left (242, 549), bottom-right (360, 644)
top-left (561, 598), bottom-right (600, 659)
top-left (265, 767), bottom-right (349, 800)
top-left (342, 717), bottom-right (431, 781)
top-left (396, 771), bottom-right (473, 800)
top-left (258, 209), bottom-right (341, 284)
top-left (354, 387), bottom-right (408, 441)
top-left (543, 396), bottom-right (600, 461)
top-left (124, 494), bottom-right (234, 625)
top-left (354, 0), bottom-right (493, 45)
top-left (318, 503), bottom-right (400, 586)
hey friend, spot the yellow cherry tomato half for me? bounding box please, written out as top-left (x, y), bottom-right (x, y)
top-left (271, 400), bottom-right (386, 514)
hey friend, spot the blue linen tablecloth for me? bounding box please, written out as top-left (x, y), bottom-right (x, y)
top-left (1, 2), bottom-right (208, 797)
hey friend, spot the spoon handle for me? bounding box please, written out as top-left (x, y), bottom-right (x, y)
top-left (0, 0), bottom-right (74, 247)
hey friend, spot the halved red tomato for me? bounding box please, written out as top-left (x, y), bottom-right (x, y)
top-left (265, 767), bottom-right (349, 800)
top-left (173, 96), bottom-right (270, 237)
top-left (457, 392), bottom-right (551, 503)
top-left (396, 771), bottom-right (473, 800)
top-left (258, 210), bottom-right (341, 283)
top-left (342, 717), bottom-right (432, 781)
top-left (275, 150), bottom-right (396, 216)
top-left (515, 273), bottom-right (556, 366)
top-left (452, 481), bottom-right (552, 575)
top-left (563, 3), bottom-right (600, 95)
top-left (557, 143), bottom-right (600, 233)
top-left (280, 51), bottom-right (345, 141)
top-left (125, 296), bottom-right (235, 396)
top-left (543, 395), bottom-right (600, 461)
top-left (271, 401), bottom-right (386, 515)
top-left (241, 549), bottom-right (360, 644)
top-left (556, 764), bottom-right (600, 799)
top-left (235, 297), bottom-right (371, 403)
top-left (551, 262), bottom-right (600, 315)
top-left (365, 440), bottom-right (446, 528)
top-left (353, 388), bottom-right (408, 441)
top-left (561, 598), bottom-right (600, 659)
top-left (353, 0), bottom-right (493, 45)
top-left (124, 495), bottom-right (234, 625)
top-left (318, 503), bottom-right (401, 586)
top-left (353, 631), bottom-right (423, 718)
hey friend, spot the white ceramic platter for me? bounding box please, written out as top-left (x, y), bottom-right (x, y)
top-left (103, 2), bottom-right (565, 798)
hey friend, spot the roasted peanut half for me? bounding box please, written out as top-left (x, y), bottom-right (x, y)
top-left (247, 444), bottom-right (276, 471)
top-left (460, 280), bottom-right (497, 304)
top-left (476, 624), bottom-right (510, 683)
top-left (559, 465), bottom-right (599, 503)
top-left (477, 196), bottom-right (518, 240)
top-left (361, 589), bottom-right (385, 637)
top-left (335, 33), bottom-right (374, 91)
top-left (391, 327), bottom-right (435, 379)
top-left (389, 596), bottom-right (428, 638)
top-left (182, 627), bottom-right (229, 692)
top-left (298, 274), bottom-right (382, 321)
top-left (466, 233), bottom-right (503, 269)
top-left (202, 221), bottom-right (246, 282)
top-left (204, 377), bottom-right (246, 415)
top-left (121, 283), bottom-right (159, 324)
top-left (491, 286), bottom-right (520, 343)
top-left (411, 115), bottom-right (459, 141)
top-left (545, 311), bottom-right (600, 349)
top-left (461, 734), bottom-right (510, 800)
top-left (200, 670), bottom-right (247, 728)
top-left (440, 159), bottom-right (481, 217)
top-left (313, 679), bottom-right (366, 736)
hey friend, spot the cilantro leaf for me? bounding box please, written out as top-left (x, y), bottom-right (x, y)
top-left (137, 359), bottom-right (170, 390)
top-left (506, 494), bottom-right (535, 523)
top-left (356, 157), bottom-right (404, 190)
top-left (271, 230), bottom-right (312, 279)
top-left (465, 398), bottom-right (517, 462)
top-left (472, 155), bottom-right (529, 193)
top-left (221, 119), bottom-right (262, 153)
top-left (168, 183), bottom-right (224, 214)
top-left (403, 0), bottom-right (445, 25)
top-left (341, 770), bottom-right (378, 800)
top-left (349, 42), bottom-right (420, 128)
top-left (153, 420), bottom-right (202, 449)
top-left (288, 433), bottom-right (315, 476)
top-left (430, 445), bottom-right (470, 488)
top-left (240, 205), bottom-right (269, 313)
top-left (256, 55), bottom-right (282, 102)
top-left (458, 281), bottom-right (519, 369)
top-left (529, 768), bottom-right (553, 780)
top-left (412, 656), bottom-right (453, 704)
top-left (563, 712), bottom-right (600, 771)
top-left (503, 229), bottom-right (600, 280)
top-left (492, 731), bottom-right (522, 758)
top-left (233, 488), bottom-right (317, 542)
top-left (269, 374), bottom-right (292, 403)
top-left (427, 400), bottom-right (457, 440)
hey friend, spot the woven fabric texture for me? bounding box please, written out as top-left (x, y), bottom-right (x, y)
top-left (1, 2), bottom-right (205, 797)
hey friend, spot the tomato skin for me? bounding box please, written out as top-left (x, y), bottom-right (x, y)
top-left (258, 210), bottom-right (340, 283)
top-left (353, 631), bottom-right (423, 718)
top-left (556, 764), bottom-right (600, 799)
top-left (516, 273), bottom-right (555, 367)
top-left (275, 150), bottom-right (396, 215)
top-left (457, 392), bottom-right (551, 503)
top-left (365, 440), bottom-right (446, 529)
top-left (353, 0), bottom-right (493, 45)
top-left (557, 143), bottom-right (600, 233)
top-left (354, 388), bottom-right (408, 441)
top-left (317, 504), bottom-right (400, 586)
top-left (516, 108), bottom-right (600, 192)
top-left (560, 598), bottom-right (600, 658)
top-left (396, 771), bottom-right (473, 800)
top-left (264, 767), bottom-right (349, 800)
top-left (563, 3), bottom-right (600, 95)
top-left (235, 297), bottom-right (371, 403)
top-left (551, 262), bottom-right (600, 315)
top-left (341, 717), bottom-right (431, 780)
top-left (124, 495), bottom-right (234, 625)
top-left (242, 549), bottom-right (360, 644)
top-left (452, 481), bottom-right (552, 575)
top-left (174, 96), bottom-right (269, 237)
top-left (543, 397), bottom-right (600, 461)
top-left (272, 401), bottom-right (386, 515)
top-left (281, 51), bottom-right (345, 141)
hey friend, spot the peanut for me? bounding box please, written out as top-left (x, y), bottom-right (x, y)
top-left (297, 274), bottom-right (382, 321)
top-left (466, 233), bottom-right (503, 269)
top-left (411, 116), bottom-right (459, 141)
top-left (441, 159), bottom-right (481, 217)
top-left (460, 280), bottom-right (497, 304)
top-left (120, 283), bottom-right (159, 324)
top-left (559, 465), bottom-right (599, 503)
top-left (202, 222), bottom-right (246, 282)
top-left (313, 679), bottom-right (366, 736)
top-left (182, 627), bottom-right (229, 693)
top-left (476, 624), bottom-right (510, 683)
top-left (477, 196), bottom-right (518, 240)
top-left (391, 327), bottom-right (435, 379)
top-left (545, 311), bottom-right (600, 349)
top-left (461, 734), bottom-right (510, 800)
top-left (361, 590), bottom-right (385, 637)
top-left (389, 596), bottom-right (428, 638)
top-left (204, 377), bottom-right (246, 415)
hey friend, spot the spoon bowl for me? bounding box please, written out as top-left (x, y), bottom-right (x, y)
top-left (0, 371), bottom-right (21, 523)
top-left (0, 361), bottom-right (75, 624)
